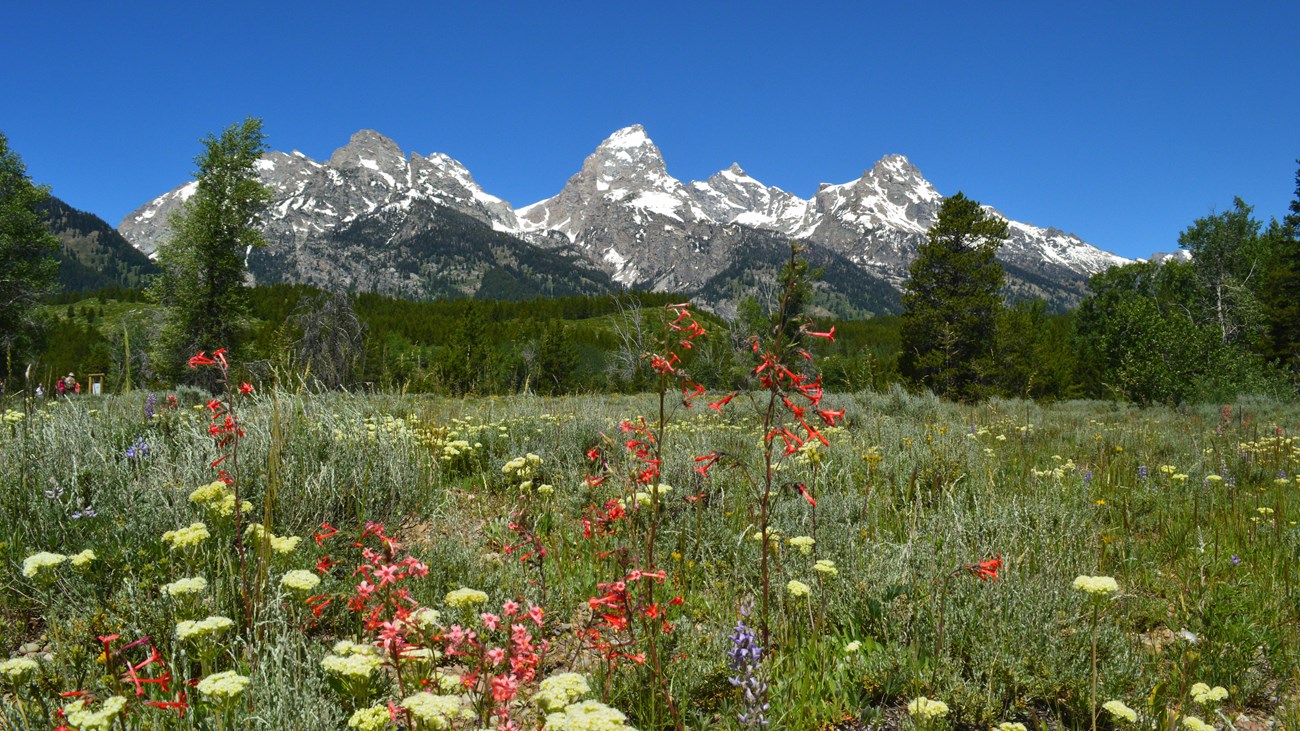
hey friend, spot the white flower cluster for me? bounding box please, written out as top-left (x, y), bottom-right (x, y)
top-left (22, 551), bottom-right (67, 578)
top-left (533, 672), bottom-right (592, 712)
top-left (162, 522), bottom-right (211, 550)
top-left (444, 587), bottom-right (488, 608)
top-left (1072, 575), bottom-right (1119, 597)
top-left (164, 576), bottom-right (208, 597)
top-left (502, 453), bottom-right (543, 490)
top-left (401, 692), bottom-right (465, 729)
top-left (244, 523), bottom-right (302, 554)
top-left (280, 569), bottom-right (321, 592)
top-left (62, 696), bottom-right (127, 730)
top-left (196, 670), bottom-right (250, 699)
top-left (544, 700), bottom-right (637, 730)
top-left (907, 696), bottom-right (950, 719)
top-left (322, 641), bottom-right (383, 679)
top-left (189, 481), bottom-right (253, 518)
top-left (176, 615), bottom-right (235, 642)
top-left (1103, 700), bottom-right (1137, 723)
top-left (1190, 682), bottom-right (1228, 705)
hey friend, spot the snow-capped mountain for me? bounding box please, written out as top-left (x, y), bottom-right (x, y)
top-left (118, 125), bottom-right (1130, 313)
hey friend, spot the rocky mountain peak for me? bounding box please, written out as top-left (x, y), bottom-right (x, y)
top-left (328, 129), bottom-right (408, 176)
top-left (579, 124), bottom-right (671, 189)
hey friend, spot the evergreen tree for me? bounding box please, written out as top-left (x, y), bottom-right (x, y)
top-left (0, 132), bottom-right (60, 366)
top-left (1259, 160), bottom-right (1300, 372)
top-left (150, 118), bottom-right (272, 385)
top-left (533, 322), bottom-right (579, 395)
top-left (899, 192), bottom-right (1008, 401)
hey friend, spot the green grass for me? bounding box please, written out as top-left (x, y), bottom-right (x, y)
top-left (0, 389), bottom-right (1296, 730)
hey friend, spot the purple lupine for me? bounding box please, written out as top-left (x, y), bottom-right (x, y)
top-left (125, 437), bottom-right (149, 461)
top-left (728, 602), bottom-right (769, 728)
top-left (143, 393), bottom-right (158, 420)
top-left (1137, 465), bottom-right (1148, 481)
top-left (1083, 470), bottom-right (1093, 483)
top-left (1230, 555), bottom-right (1241, 566)
top-left (71, 504), bottom-right (97, 520)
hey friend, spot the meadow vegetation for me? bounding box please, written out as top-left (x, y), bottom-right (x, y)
top-left (2, 354), bottom-right (1297, 729)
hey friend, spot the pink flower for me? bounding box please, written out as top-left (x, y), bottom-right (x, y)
top-left (481, 613), bottom-right (502, 631)
top-left (355, 580), bottom-right (376, 597)
top-left (527, 605), bottom-right (544, 626)
top-left (486, 647), bottom-right (506, 665)
top-left (375, 564), bottom-right (400, 586)
top-left (502, 600), bottom-right (521, 617)
top-left (490, 674), bottom-right (519, 703)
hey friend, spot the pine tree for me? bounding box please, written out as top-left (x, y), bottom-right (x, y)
top-left (1259, 160), bottom-right (1300, 373)
top-left (899, 192), bottom-right (1008, 401)
top-left (150, 118), bottom-right (272, 385)
top-left (0, 132), bottom-right (60, 365)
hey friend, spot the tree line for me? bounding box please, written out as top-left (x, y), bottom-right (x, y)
top-left (2, 120), bottom-right (1298, 404)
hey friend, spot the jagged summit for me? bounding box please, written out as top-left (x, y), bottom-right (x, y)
top-left (119, 125), bottom-right (1131, 313)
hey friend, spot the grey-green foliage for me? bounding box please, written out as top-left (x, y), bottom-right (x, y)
top-left (1178, 197), bottom-right (1266, 346)
top-left (150, 118), bottom-right (272, 385)
top-left (0, 132), bottom-right (60, 359)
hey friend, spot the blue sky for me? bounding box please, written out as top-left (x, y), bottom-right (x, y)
top-left (4, 1), bottom-right (1297, 259)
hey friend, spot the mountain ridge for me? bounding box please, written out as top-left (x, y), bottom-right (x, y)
top-left (118, 126), bottom-right (1131, 313)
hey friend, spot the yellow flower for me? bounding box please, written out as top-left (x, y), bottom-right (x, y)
top-left (162, 523), bottom-right (210, 550)
top-left (907, 696), bottom-right (949, 719)
top-left (69, 549), bottom-right (96, 567)
top-left (1103, 700), bottom-right (1137, 723)
top-left (786, 580), bottom-right (811, 598)
top-left (445, 587), bottom-right (488, 608)
top-left (1182, 716), bottom-right (1215, 731)
top-left (280, 570), bottom-right (321, 593)
top-left (196, 670), bottom-right (249, 700)
top-left (22, 551), bottom-right (66, 578)
top-left (1072, 575), bottom-right (1119, 597)
top-left (348, 705), bottom-right (392, 731)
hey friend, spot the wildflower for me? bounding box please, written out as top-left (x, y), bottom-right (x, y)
top-left (1103, 700), bottom-right (1137, 723)
top-left (813, 559), bottom-right (838, 576)
top-left (401, 692), bottom-right (462, 728)
top-left (997, 724), bottom-right (1028, 731)
top-left (907, 696), bottom-right (950, 719)
top-left (843, 640), bottom-right (862, 654)
top-left (162, 523), bottom-right (210, 550)
top-left (348, 705), bottom-right (392, 730)
top-left (63, 696), bottom-right (128, 730)
top-left (1072, 575), bottom-right (1119, 597)
top-left (163, 576), bottom-right (207, 597)
top-left (322, 649), bottom-right (383, 679)
top-left (411, 607), bottom-right (442, 630)
top-left (788, 535), bottom-right (815, 555)
top-left (23, 551), bottom-right (66, 578)
top-left (1182, 716), bottom-right (1215, 731)
top-left (445, 587), bottom-right (489, 608)
top-left (125, 437), bottom-right (150, 461)
top-left (196, 670), bottom-right (250, 700)
top-left (280, 570), bottom-right (321, 593)
top-left (1230, 555), bottom-right (1241, 566)
top-left (971, 554), bottom-right (1002, 581)
top-left (0, 657), bottom-right (39, 682)
top-left (534, 672), bottom-right (592, 712)
top-left (69, 549), bottom-right (96, 568)
top-left (71, 504), bottom-right (98, 520)
top-left (176, 615), bottom-right (235, 642)
top-left (544, 700), bottom-right (635, 730)
top-left (786, 580), bottom-right (811, 598)
top-left (1190, 683), bottom-right (1228, 705)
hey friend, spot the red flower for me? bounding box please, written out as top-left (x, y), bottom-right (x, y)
top-left (238, 382), bottom-right (254, 395)
top-left (316, 555), bottom-right (336, 573)
top-left (796, 482), bottom-right (816, 507)
top-left (805, 325), bottom-right (836, 341)
top-left (971, 554), bottom-right (1002, 581)
top-left (314, 522), bottom-right (339, 546)
top-left (187, 351), bottom-right (215, 368)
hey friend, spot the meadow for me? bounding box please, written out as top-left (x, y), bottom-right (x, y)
top-left (1, 375), bottom-right (1297, 731)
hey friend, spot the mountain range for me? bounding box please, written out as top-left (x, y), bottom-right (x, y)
top-left (117, 126), bottom-right (1131, 315)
